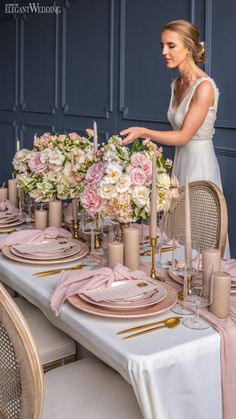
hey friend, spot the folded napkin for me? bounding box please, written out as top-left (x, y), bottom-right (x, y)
top-left (12, 239), bottom-right (73, 255)
top-left (199, 299), bottom-right (236, 419)
top-left (50, 263), bottom-right (153, 316)
top-left (0, 226), bottom-right (72, 250)
top-left (0, 200), bottom-right (17, 212)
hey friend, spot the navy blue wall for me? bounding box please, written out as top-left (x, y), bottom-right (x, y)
top-left (0, 0), bottom-right (235, 256)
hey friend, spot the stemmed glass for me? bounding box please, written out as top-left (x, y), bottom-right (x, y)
top-left (171, 240), bottom-right (200, 315)
top-left (182, 263), bottom-right (213, 330)
top-left (81, 210), bottom-right (103, 265)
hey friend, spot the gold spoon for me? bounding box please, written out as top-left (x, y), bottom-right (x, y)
top-left (123, 317), bottom-right (181, 340)
top-left (117, 316), bottom-right (181, 335)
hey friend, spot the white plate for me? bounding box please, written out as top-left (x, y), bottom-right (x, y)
top-left (79, 280), bottom-right (167, 310)
top-left (10, 239), bottom-right (81, 260)
top-left (0, 219), bottom-right (25, 228)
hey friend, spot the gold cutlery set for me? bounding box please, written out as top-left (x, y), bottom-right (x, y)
top-left (0, 229), bottom-right (17, 234)
top-left (140, 245), bottom-right (176, 256)
top-left (33, 263), bottom-right (87, 278)
top-left (117, 316), bottom-right (181, 340)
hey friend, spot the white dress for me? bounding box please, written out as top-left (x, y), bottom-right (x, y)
top-left (167, 76), bottom-right (222, 189)
top-left (168, 77), bottom-right (230, 258)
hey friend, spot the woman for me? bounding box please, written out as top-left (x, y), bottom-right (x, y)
top-left (120, 19), bottom-right (222, 189)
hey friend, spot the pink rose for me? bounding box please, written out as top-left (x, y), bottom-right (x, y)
top-left (68, 132), bottom-right (80, 141)
top-left (28, 152), bottom-right (47, 173)
top-left (171, 176), bottom-right (179, 188)
top-left (131, 152), bottom-right (147, 167)
top-left (80, 186), bottom-right (103, 213)
top-left (85, 163), bottom-right (104, 184)
top-left (142, 159), bottom-right (152, 184)
top-left (130, 167), bottom-right (147, 186)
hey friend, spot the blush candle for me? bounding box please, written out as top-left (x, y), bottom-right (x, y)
top-left (0, 187), bottom-right (8, 201)
top-left (35, 209), bottom-right (48, 230)
top-left (123, 226), bottom-right (140, 270)
top-left (107, 241), bottom-right (124, 268)
top-left (93, 120), bottom-right (98, 154)
top-left (184, 176), bottom-right (192, 265)
top-left (150, 154), bottom-right (157, 239)
top-left (72, 198), bottom-right (78, 223)
top-left (210, 271), bottom-right (231, 318)
top-left (48, 200), bottom-right (62, 228)
top-left (8, 178), bottom-right (18, 207)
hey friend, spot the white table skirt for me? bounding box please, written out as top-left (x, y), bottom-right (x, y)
top-left (0, 254), bottom-right (222, 419)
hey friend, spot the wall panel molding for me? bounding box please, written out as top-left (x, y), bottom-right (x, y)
top-left (61, 0), bottom-right (114, 118)
top-left (19, 14), bottom-right (58, 115)
top-left (0, 16), bottom-right (18, 111)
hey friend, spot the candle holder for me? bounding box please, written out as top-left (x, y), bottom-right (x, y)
top-left (73, 221), bottom-right (79, 240)
top-left (150, 237), bottom-right (165, 282)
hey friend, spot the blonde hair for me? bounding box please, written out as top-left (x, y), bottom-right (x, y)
top-left (162, 19), bottom-right (205, 64)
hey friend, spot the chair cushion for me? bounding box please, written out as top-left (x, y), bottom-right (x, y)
top-left (43, 358), bottom-right (143, 419)
top-left (15, 297), bottom-right (76, 364)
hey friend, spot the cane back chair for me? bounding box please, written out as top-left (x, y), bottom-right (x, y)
top-left (162, 180), bottom-right (228, 257)
top-left (0, 283), bottom-right (143, 419)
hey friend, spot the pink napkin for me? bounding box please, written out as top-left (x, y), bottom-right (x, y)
top-left (199, 299), bottom-right (236, 419)
top-left (0, 200), bottom-right (17, 212)
top-left (221, 259), bottom-right (236, 282)
top-left (50, 263), bottom-right (152, 316)
top-left (0, 226), bottom-right (72, 250)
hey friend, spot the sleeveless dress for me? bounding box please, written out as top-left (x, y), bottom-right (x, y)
top-left (167, 76), bottom-right (222, 189)
top-left (167, 77), bottom-right (230, 258)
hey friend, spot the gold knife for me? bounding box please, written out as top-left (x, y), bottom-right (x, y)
top-left (117, 316), bottom-right (181, 335)
top-left (123, 318), bottom-right (180, 340)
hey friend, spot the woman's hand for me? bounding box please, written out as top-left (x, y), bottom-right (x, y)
top-left (120, 127), bottom-right (147, 145)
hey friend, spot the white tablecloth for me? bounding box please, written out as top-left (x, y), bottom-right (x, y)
top-left (0, 253), bottom-right (222, 419)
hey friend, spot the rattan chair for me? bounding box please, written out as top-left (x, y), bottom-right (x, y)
top-left (162, 180), bottom-right (228, 257)
top-left (0, 283), bottom-right (143, 419)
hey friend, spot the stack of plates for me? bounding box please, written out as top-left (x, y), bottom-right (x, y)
top-left (0, 210), bottom-right (24, 228)
top-left (1, 238), bottom-right (89, 265)
top-left (80, 280), bottom-right (167, 311)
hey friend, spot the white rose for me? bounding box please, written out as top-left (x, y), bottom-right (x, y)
top-left (132, 186), bottom-right (150, 208)
top-left (47, 149), bottom-right (65, 166)
top-left (105, 163), bottom-right (123, 184)
top-left (157, 173), bottom-right (171, 189)
top-left (116, 175), bottom-right (131, 193)
top-left (98, 180), bottom-right (118, 199)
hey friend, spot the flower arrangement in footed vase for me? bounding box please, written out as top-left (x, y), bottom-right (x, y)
top-left (80, 136), bottom-right (179, 223)
top-left (12, 132), bottom-right (95, 202)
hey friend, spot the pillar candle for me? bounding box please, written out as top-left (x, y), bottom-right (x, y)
top-left (8, 179), bottom-right (18, 207)
top-left (72, 198), bottom-right (78, 223)
top-left (0, 188), bottom-right (8, 201)
top-left (48, 200), bottom-right (62, 228)
top-left (202, 248), bottom-right (221, 277)
top-left (150, 154), bottom-right (157, 238)
top-left (93, 121), bottom-right (98, 154)
top-left (210, 271), bottom-right (231, 318)
top-left (123, 226), bottom-right (140, 270)
top-left (107, 241), bottom-right (124, 268)
top-left (184, 176), bottom-right (192, 265)
top-left (35, 209), bottom-right (48, 230)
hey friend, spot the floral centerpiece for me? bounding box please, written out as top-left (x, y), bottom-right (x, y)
top-left (80, 136), bottom-right (179, 223)
top-left (12, 132), bottom-right (94, 202)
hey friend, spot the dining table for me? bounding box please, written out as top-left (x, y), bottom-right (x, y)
top-left (0, 243), bottom-right (222, 419)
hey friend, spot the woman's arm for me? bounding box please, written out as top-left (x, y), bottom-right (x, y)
top-left (120, 80), bottom-right (215, 146)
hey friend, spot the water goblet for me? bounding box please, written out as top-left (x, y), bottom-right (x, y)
top-left (182, 263), bottom-right (213, 330)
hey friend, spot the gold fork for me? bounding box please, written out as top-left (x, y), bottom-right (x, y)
top-left (0, 229), bottom-right (17, 235)
top-left (33, 263), bottom-right (87, 278)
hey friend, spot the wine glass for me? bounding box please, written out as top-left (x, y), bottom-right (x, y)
top-left (171, 240), bottom-right (200, 315)
top-left (81, 211), bottom-right (103, 264)
top-left (182, 263), bottom-right (213, 330)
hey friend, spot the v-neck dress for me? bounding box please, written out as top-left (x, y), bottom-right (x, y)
top-left (167, 77), bottom-right (222, 189)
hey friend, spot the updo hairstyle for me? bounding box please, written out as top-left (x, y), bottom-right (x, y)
top-left (162, 19), bottom-right (205, 65)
